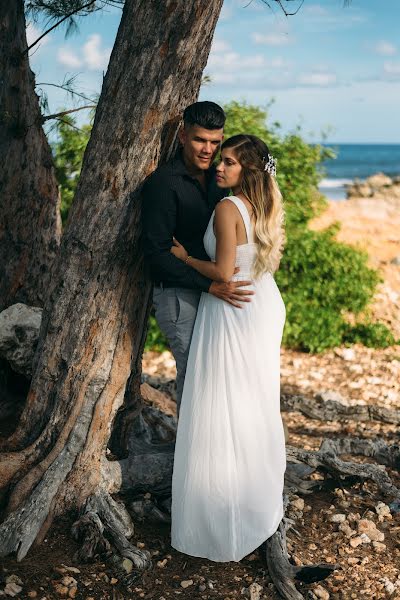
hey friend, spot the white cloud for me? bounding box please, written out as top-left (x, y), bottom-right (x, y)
top-left (210, 72), bottom-right (237, 85)
top-left (302, 3), bottom-right (366, 26)
top-left (83, 34), bottom-right (111, 70)
top-left (57, 34), bottom-right (111, 72)
top-left (211, 38), bottom-right (231, 53)
top-left (303, 4), bottom-right (329, 18)
top-left (383, 61), bottom-right (400, 76)
top-left (57, 48), bottom-right (82, 69)
top-left (205, 70), bottom-right (293, 90)
top-left (375, 41), bottom-right (397, 57)
top-left (252, 32), bottom-right (293, 46)
top-left (203, 67), bottom-right (343, 90)
top-left (207, 51), bottom-right (267, 71)
top-left (270, 57), bottom-right (290, 69)
top-left (298, 71), bottom-right (337, 87)
top-left (205, 30), bottom-right (340, 92)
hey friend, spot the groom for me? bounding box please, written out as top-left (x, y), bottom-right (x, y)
top-left (142, 101), bottom-right (253, 415)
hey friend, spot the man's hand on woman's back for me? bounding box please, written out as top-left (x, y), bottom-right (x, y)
top-left (209, 270), bottom-right (254, 308)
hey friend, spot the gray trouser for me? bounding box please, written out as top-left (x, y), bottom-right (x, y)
top-left (152, 286), bottom-right (201, 417)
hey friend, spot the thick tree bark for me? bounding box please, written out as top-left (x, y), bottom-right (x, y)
top-left (0, 0), bottom-right (61, 312)
top-left (0, 0), bottom-right (224, 560)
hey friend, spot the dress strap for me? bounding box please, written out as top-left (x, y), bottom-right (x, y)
top-left (220, 196), bottom-right (252, 243)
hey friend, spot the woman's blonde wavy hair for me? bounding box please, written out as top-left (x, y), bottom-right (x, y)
top-left (221, 134), bottom-right (285, 279)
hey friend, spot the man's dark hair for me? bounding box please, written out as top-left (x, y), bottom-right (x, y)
top-left (183, 101), bottom-right (225, 130)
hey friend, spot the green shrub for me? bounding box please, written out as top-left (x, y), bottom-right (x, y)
top-left (276, 227), bottom-right (380, 314)
top-left (51, 115), bottom-right (91, 225)
top-left (275, 226), bottom-right (382, 352)
top-left (343, 322), bottom-right (397, 348)
top-left (276, 228), bottom-right (384, 352)
top-left (144, 315), bottom-right (169, 353)
top-left (283, 304), bottom-right (345, 353)
top-left (222, 101), bottom-right (275, 142)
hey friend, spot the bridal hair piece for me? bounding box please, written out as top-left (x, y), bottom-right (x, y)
top-left (263, 154), bottom-right (277, 176)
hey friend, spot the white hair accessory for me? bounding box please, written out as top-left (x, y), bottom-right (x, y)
top-left (263, 153), bottom-right (277, 176)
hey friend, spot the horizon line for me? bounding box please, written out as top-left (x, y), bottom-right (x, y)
top-left (314, 141), bottom-right (400, 145)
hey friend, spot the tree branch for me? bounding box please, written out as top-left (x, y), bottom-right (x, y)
top-left (42, 105), bottom-right (97, 122)
top-left (23, 0), bottom-right (97, 56)
top-left (36, 82), bottom-right (97, 105)
top-left (275, 0), bottom-right (305, 17)
top-left (258, 0), bottom-right (305, 17)
top-left (53, 117), bottom-right (83, 131)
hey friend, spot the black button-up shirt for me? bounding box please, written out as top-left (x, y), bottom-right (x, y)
top-left (141, 150), bottom-right (225, 292)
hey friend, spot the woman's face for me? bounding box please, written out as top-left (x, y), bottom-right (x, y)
top-left (215, 148), bottom-right (243, 189)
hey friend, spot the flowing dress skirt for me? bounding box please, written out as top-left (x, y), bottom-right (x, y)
top-left (171, 271), bottom-right (287, 562)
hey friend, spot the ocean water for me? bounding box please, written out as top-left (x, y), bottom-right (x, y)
top-left (317, 144), bottom-right (400, 201)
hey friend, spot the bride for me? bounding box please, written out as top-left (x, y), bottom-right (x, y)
top-left (169, 134), bottom-right (287, 562)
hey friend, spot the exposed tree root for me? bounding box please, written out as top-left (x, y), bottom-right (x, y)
top-left (284, 463), bottom-right (320, 495)
top-left (117, 452), bottom-right (174, 495)
top-left (281, 392), bottom-right (400, 424)
top-left (142, 381), bottom-right (400, 426)
top-left (319, 437), bottom-right (400, 470)
top-left (266, 527), bottom-right (336, 599)
top-left (105, 401), bottom-right (400, 504)
top-left (104, 404), bottom-right (176, 495)
top-left (72, 490), bottom-right (151, 568)
top-left (129, 495), bottom-right (171, 523)
top-left (0, 399), bottom-right (99, 560)
top-left (265, 497), bottom-right (337, 600)
top-left (286, 443), bottom-right (400, 499)
top-left (2, 366), bottom-right (398, 600)
top-left (123, 404), bottom-right (177, 454)
top-left (71, 511), bottom-right (112, 561)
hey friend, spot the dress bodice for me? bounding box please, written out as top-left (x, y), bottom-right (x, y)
top-left (203, 196), bottom-right (258, 281)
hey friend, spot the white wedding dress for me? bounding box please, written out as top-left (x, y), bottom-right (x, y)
top-left (170, 196), bottom-right (287, 562)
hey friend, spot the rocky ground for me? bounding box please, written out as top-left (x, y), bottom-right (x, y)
top-left (1, 192), bottom-right (400, 599)
top-left (1, 488), bottom-right (399, 600)
top-left (3, 342), bottom-right (399, 600)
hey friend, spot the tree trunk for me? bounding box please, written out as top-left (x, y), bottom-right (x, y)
top-left (0, 0), bottom-right (223, 560)
top-left (0, 0), bottom-right (62, 312)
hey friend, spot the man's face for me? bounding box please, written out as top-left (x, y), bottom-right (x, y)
top-left (179, 124), bottom-right (224, 171)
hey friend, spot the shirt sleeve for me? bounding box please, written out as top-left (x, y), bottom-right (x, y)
top-left (141, 174), bottom-right (213, 292)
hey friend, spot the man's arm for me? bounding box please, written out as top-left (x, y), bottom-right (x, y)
top-left (171, 201), bottom-right (255, 308)
top-left (141, 174), bottom-right (213, 292)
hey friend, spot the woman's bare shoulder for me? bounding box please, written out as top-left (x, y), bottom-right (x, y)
top-left (215, 197), bottom-right (240, 215)
top-left (215, 199), bottom-right (240, 226)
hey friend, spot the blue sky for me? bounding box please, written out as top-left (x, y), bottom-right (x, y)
top-left (28, 0), bottom-right (400, 143)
